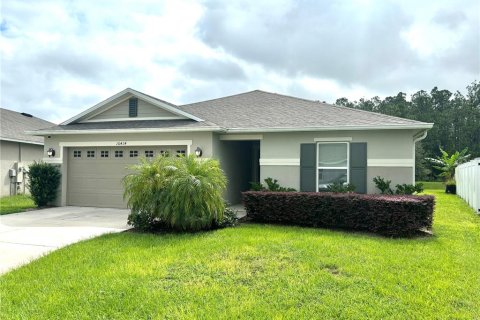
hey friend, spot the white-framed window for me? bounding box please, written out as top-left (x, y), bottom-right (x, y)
top-left (176, 149), bottom-right (186, 157)
top-left (115, 150), bottom-right (123, 158)
top-left (73, 150), bottom-right (82, 158)
top-left (316, 142), bottom-right (349, 191)
top-left (87, 150), bottom-right (96, 158)
top-left (145, 150), bottom-right (154, 158)
top-left (100, 150), bottom-right (109, 158)
top-left (130, 150), bottom-right (138, 158)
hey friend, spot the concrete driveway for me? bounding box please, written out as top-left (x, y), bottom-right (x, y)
top-left (0, 206), bottom-right (130, 274)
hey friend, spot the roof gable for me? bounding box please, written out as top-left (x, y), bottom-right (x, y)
top-left (61, 88), bottom-right (203, 125)
top-left (85, 97), bottom-right (186, 122)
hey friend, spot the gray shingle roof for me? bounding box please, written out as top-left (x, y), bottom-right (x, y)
top-left (178, 90), bottom-right (431, 130)
top-left (0, 108), bottom-right (55, 144)
top-left (35, 119), bottom-right (218, 132)
top-left (29, 89), bottom-right (432, 134)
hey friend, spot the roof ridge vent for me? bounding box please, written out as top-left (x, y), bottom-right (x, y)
top-left (20, 112), bottom-right (33, 118)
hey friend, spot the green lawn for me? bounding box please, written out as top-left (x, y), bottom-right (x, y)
top-left (0, 194), bottom-right (36, 215)
top-left (418, 181), bottom-right (444, 190)
top-left (1, 190), bottom-right (479, 319)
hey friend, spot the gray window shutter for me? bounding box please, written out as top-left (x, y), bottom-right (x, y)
top-left (350, 143), bottom-right (367, 193)
top-left (300, 143), bottom-right (316, 192)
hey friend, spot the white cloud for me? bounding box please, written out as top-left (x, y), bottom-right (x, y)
top-left (1, 0), bottom-right (478, 123)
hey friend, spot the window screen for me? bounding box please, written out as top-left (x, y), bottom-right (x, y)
top-left (317, 143), bottom-right (349, 191)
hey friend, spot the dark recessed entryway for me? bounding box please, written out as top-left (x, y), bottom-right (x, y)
top-left (219, 140), bottom-right (260, 204)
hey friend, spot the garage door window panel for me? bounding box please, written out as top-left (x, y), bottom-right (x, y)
top-left (145, 150), bottom-right (154, 158)
top-left (176, 149), bottom-right (186, 157)
top-left (130, 150), bottom-right (138, 158)
top-left (87, 150), bottom-right (96, 158)
top-left (100, 150), bottom-right (109, 158)
top-left (317, 142), bottom-right (349, 191)
top-left (73, 150), bottom-right (82, 158)
top-left (115, 150), bottom-right (123, 158)
top-left (160, 150), bottom-right (170, 157)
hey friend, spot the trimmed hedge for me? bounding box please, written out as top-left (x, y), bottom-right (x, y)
top-left (242, 192), bottom-right (435, 236)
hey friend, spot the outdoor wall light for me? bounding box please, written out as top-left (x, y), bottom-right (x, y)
top-left (47, 148), bottom-right (56, 157)
top-left (195, 147), bottom-right (203, 157)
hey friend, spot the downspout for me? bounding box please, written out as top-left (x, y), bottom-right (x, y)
top-left (413, 130), bottom-right (428, 184)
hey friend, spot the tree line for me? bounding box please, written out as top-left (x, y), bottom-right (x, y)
top-left (335, 81), bottom-right (480, 180)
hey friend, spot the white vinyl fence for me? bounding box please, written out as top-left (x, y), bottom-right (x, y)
top-left (455, 158), bottom-right (480, 214)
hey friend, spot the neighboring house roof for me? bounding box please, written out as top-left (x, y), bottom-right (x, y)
top-left (28, 89), bottom-right (433, 135)
top-left (0, 108), bottom-right (55, 144)
top-left (179, 90), bottom-right (432, 131)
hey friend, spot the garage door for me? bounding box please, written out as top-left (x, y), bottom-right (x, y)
top-left (67, 145), bottom-right (187, 208)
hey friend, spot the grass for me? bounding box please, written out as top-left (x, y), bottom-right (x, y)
top-left (418, 181), bottom-right (444, 190)
top-left (1, 190), bottom-right (479, 319)
top-left (0, 194), bottom-right (36, 215)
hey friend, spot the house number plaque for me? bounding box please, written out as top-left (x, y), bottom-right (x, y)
top-left (116, 141), bottom-right (127, 146)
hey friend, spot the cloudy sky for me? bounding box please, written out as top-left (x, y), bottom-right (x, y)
top-left (1, 0), bottom-right (479, 123)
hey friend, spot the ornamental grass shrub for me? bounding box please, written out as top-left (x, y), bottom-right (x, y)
top-left (123, 155), bottom-right (227, 231)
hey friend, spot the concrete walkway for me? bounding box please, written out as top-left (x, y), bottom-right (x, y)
top-left (0, 206), bottom-right (130, 274)
top-left (229, 204), bottom-right (247, 218)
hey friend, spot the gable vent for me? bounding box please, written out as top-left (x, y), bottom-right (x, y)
top-left (129, 98), bottom-right (138, 117)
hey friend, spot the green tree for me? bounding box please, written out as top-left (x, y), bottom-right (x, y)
top-left (335, 81), bottom-right (480, 180)
top-left (426, 147), bottom-right (470, 181)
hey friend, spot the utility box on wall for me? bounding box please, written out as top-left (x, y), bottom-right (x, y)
top-left (14, 162), bottom-right (25, 183)
top-left (9, 168), bottom-right (17, 178)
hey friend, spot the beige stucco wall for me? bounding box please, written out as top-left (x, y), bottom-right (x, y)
top-left (42, 127), bottom-right (423, 206)
top-left (43, 131), bottom-right (213, 206)
top-left (1, 140), bottom-right (44, 196)
top-left (259, 129), bottom-right (420, 193)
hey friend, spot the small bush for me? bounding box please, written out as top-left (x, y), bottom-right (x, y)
top-left (243, 192), bottom-right (435, 236)
top-left (214, 206), bottom-right (239, 228)
top-left (27, 162), bottom-right (61, 207)
top-left (373, 176), bottom-right (393, 194)
top-left (249, 177), bottom-right (296, 192)
top-left (127, 210), bottom-right (163, 231)
top-left (249, 182), bottom-right (264, 191)
top-left (395, 183), bottom-right (424, 195)
top-left (326, 181), bottom-right (356, 193)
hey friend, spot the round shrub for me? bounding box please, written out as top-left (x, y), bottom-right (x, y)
top-left (27, 162), bottom-right (61, 207)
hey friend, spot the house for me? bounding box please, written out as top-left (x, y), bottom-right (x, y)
top-left (0, 108), bottom-right (55, 196)
top-left (28, 88), bottom-right (433, 208)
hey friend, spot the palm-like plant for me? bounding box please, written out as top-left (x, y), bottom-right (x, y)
top-left (426, 147), bottom-right (470, 181)
top-left (123, 154), bottom-right (227, 231)
top-left (160, 155), bottom-right (227, 230)
top-left (122, 156), bottom-right (175, 229)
